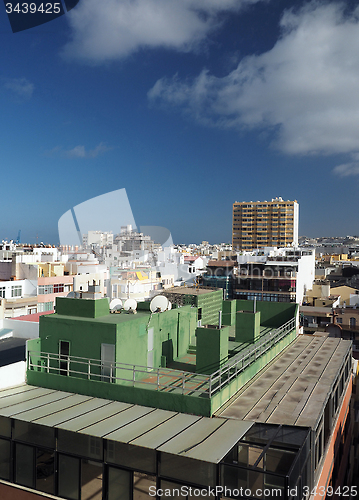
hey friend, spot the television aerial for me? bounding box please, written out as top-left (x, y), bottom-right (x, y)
top-left (109, 298), bottom-right (123, 313)
top-left (150, 295), bottom-right (169, 313)
top-left (123, 298), bottom-right (137, 313)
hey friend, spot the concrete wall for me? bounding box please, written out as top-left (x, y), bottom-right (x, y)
top-left (196, 325), bottom-right (229, 374)
top-left (235, 300), bottom-right (297, 328)
top-left (3, 318), bottom-right (39, 339)
top-left (0, 361), bottom-right (26, 389)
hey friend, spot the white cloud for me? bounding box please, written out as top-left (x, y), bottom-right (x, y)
top-left (46, 142), bottom-right (111, 159)
top-left (333, 162), bottom-right (359, 177)
top-left (333, 153), bottom-right (359, 177)
top-left (62, 0), bottom-right (263, 62)
top-left (149, 2), bottom-right (359, 158)
top-left (2, 77), bottom-right (34, 98)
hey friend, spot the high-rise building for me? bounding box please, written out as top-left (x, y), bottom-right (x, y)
top-left (232, 197), bottom-right (299, 250)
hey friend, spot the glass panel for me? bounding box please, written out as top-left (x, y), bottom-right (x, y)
top-left (58, 429), bottom-right (103, 460)
top-left (241, 424), bottom-right (279, 445)
top-left (161, 480), bottom-right (187, 500)
top-left (36, 448), bottom-right (55, 494)
top-left (58, 454), bottom-right (80, 500)
top-left (160, 453), bottom-right (216, 487)
top-left (15, 443), bottom-right (34, 488)
top-left (14, 421), bottom-right (55, 448)
top-left (106, 441), bottom-right (156, 473)
top-left (263, 471), bottom-right (285, 494)
top-left (134, 471), bottom-right (156, 500)
top-left (81, 459), bottom-right (103, 500)
top-left (108, 466), bottom-right (131, 500)
top-left (0, 438), bottom-right (11, 480)
top-left (265, 448), bottom-right (296, 475)
top-left (272, 426), bottom-right (307, 448)
top-left (221, 464), bottom-right (247, 492)
top-left (0, 416), bottom-right (11, 438)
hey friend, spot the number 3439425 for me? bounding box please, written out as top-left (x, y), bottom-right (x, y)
top-left (303, 486), bottom-right (357, 497)
top-left (5, 3), bottom-right (61, 14)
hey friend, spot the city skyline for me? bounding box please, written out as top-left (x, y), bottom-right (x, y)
top-left (1, 0), bottom-right (359, 244)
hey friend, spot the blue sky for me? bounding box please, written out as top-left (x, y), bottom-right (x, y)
top-left (1, 0), bottom-right (359, 245)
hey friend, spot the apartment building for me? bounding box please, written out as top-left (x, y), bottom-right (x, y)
top-left (232, 197), bottom-right (299, 250)
top-left (0, 294), bottom-right (354, 499)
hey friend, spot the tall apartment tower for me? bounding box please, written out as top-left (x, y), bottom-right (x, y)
top-left (232, 197), bottom-right (299, 250)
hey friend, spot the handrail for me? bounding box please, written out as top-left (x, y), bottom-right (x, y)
top-left (27, 318), bottom-right (296, 399)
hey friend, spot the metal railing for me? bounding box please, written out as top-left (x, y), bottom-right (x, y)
top-left (27, 318), bottom-right (296, 399)
top-left (208, 317), bottom-right (296, 396)
top-left (27, 352), bottom-right (211, 397)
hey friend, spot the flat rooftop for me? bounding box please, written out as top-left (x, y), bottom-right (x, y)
top-left (217, 335), bottom-right (351, 429)
top-left (0, 384), bottom-right (252, 464)
top-left (164, 287), bottom-right (217, 296)
top-left (43, 310), bottom-right (151, 325)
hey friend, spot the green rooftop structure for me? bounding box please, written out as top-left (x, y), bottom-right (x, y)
top-left (0, 290), bottom-right (354, 500)
top-left (27, 295), bottom-right (298, 417)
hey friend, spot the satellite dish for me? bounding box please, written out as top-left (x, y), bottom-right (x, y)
top-left (123, 298), bottom-right (137, 313)
top-left (110, 299), bottom-right (123, 312)
top-left (67, 292), bottom-right (75, 298)
top-left (167, 301), bottom-right (172, 311)
top-left (150, 295), bottom-right (168, 313)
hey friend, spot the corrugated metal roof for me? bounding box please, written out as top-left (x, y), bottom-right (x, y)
top-left (217, 335), bottom-right (351, 430)
top-left (130, 413), bottom-right (201, 449)
top-left (105, 408), bottom-right (176, 443)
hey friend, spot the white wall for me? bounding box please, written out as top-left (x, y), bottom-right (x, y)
top-left (0, 361), bottom-right (26, 389)
top-left (3, 318), bottom-right (39, 339)
top-left (293, 202), bottom-right (299, 246)
top-left (296, 253), bottom-right (315, 304)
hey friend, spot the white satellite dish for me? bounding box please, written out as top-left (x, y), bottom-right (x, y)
top-left (167, 301), bottom-right (172, 311)
top-left (110, 299), bottom-right (123, 312)
top-left (150, 295), bottom-right (169, 313)
top-left (67, 291), bottom-right (75, 298)
top-left (123, 298), bottom-right (137, 313)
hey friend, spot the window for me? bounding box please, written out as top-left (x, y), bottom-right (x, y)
top-left (36, 448), bottom-right (55, 494)
top-left (54, 284), bottom-right (64, 293)
top-left (38, 302), bottom-right (53, 312)
top-left (108, 467), bottom-right (130, 500)
top-left (0, 438), bottom-right (10, 480)
top-left (11, 285), bottom-right (22, 297)
top-left (133, 472), bottom-right (156, 500)
top-left (15, 443), bottom-right (34, 488)
top-left (58, 454), bottom-right (80, 500)
top-left (0, 287), bottom-right (5, 298)
top-left (38, 285), bottom-right (53, 295)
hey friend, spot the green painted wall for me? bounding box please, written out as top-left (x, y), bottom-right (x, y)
top-left (235, 300), bottom-right (297, 327)
top-left (26, 296), bottom-right (298, 417)
top-left (38, 299), bottom-right (197, 380)
top-left (27, 324), bottom-right (297, 417)
top-left (196, 326), bottom-right (229, 374)
top-left (55, 297), bottom-right (109, 318)
top-left (222, 300), bottom-right (236, 326)
top-left (210, 328), bottom-right (297, 414)
top-left (26, 370), bottom-right (212, 417)
top-left (235, 311), bottom-right (261, 343)
top-left (197, 290), bottom-right (223, 326)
